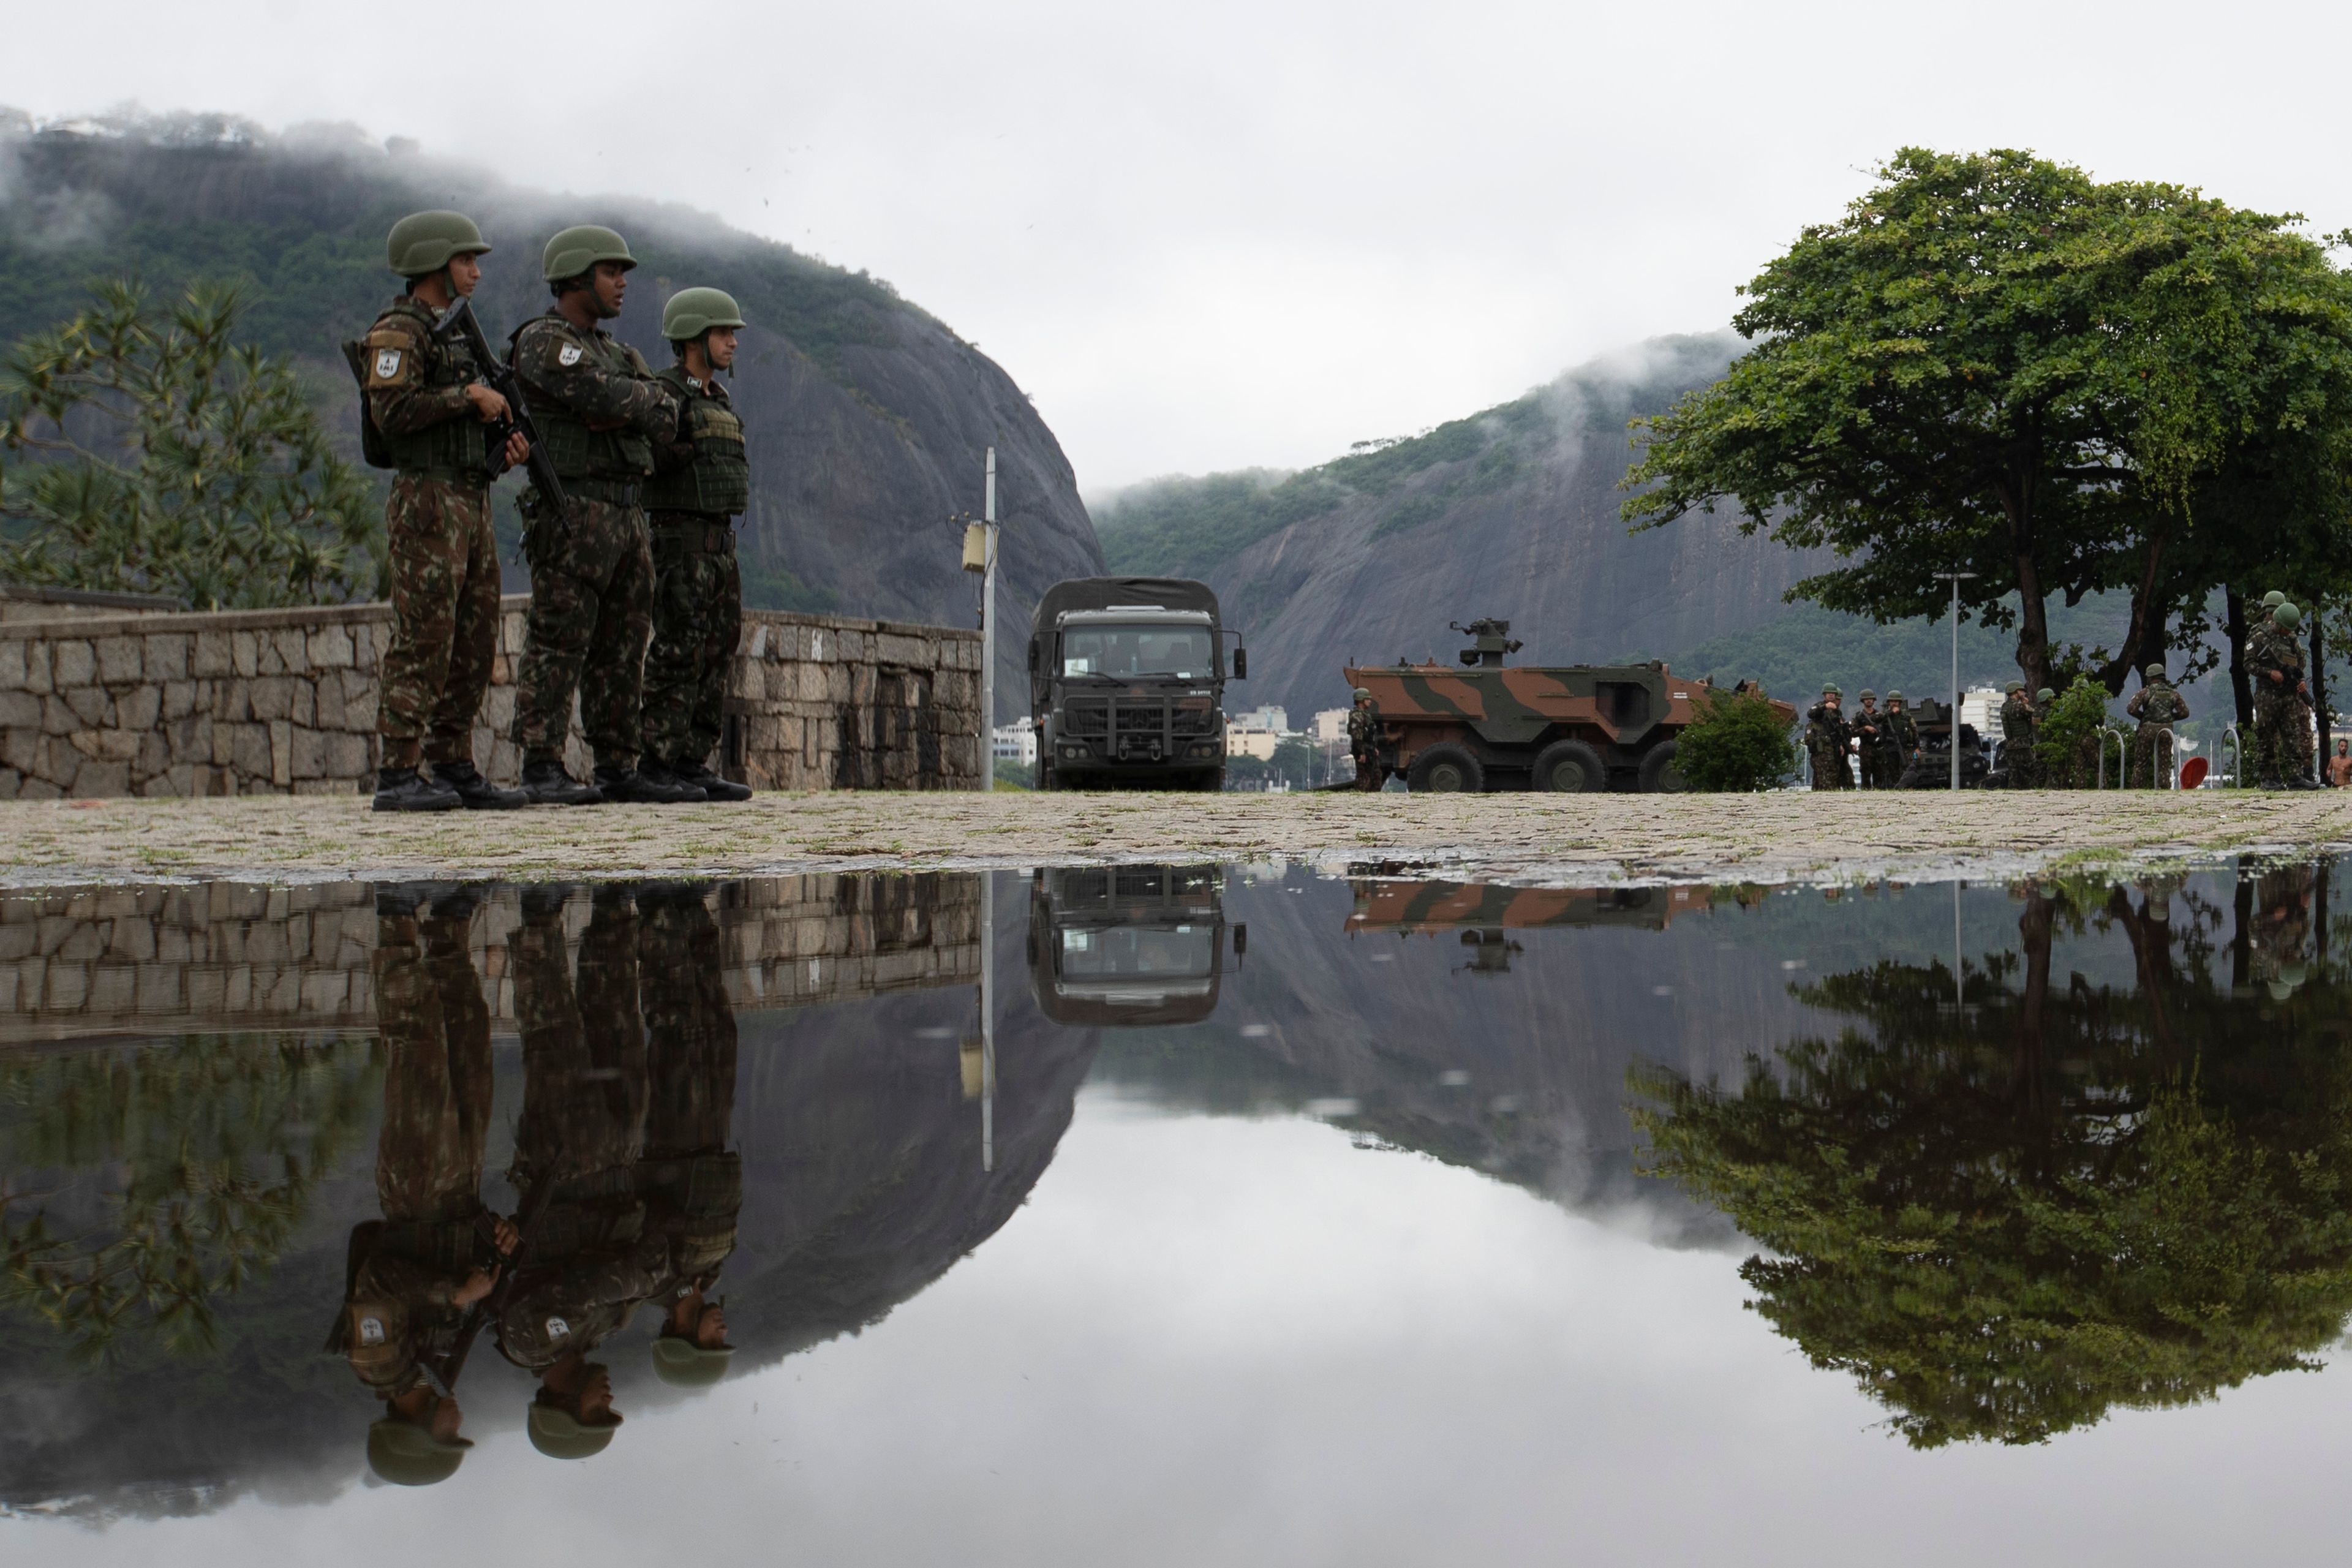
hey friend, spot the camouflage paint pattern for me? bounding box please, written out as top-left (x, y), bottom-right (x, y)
top-left (512, 496), bottom-right (654, 767)
top-left (378, 475), bottom-right (502, 769)
top-left (636, 887), bottom-right (741, 1287)
top-left (2125, 680), bottom-right (2188, 788)
top-left (1346, 880), bottom-right (1707, 934)
top-left (641, 523), bottom-right (742, 766)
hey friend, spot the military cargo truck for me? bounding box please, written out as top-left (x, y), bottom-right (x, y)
top-left (1029, 576), bottom-right (1242, 791)
top-left (1344, 618), bottom-right (1795, 793)
top-left (1026, 864), bottom-right (1242, 1026)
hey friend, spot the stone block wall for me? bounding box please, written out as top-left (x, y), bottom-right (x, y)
top-left (0, 874), bottom-right (982, 1046)
top-left (0, 597), bottom-right (982, 799)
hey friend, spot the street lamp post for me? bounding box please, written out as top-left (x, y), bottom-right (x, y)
top-left (1934, 572), bottom-right (1978, 791)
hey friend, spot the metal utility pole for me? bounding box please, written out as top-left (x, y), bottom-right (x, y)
top-left (981, 871), bottom-right (995, 1173)
top-left (1934, 572), bottom-right (1978, 790)
top-left (980, 448), bottom-right (998, 779)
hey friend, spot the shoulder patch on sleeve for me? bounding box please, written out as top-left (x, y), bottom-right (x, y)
top-left (365, 339), bottom-right (417, 388)
top-left (557, 343), bottom-right (584, 367)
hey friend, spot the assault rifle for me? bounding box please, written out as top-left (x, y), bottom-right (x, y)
top-left (434, 298), bottom-right (568, 514)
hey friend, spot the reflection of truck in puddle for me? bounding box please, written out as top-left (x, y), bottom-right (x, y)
top-left (1027, 865), bottom-right (1242, 1026)
top-left (1348, 880), bottom-right (1709, 974)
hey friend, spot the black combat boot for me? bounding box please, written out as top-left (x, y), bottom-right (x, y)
top-left (372, 765), bottom-right (461, 813)
top-left (428, 883), bottom-right (486, 924)
top-left (374, 881), bottom-right (433, 919)
top-left (521, 758), bottom-right (605, 806)
top-left (432, 760), bottom-right (529, 810)
top-left (519, 883), bottom-right (574, 922)
top-left (667, 758), bottom-right (752, 802)
top-left (594, 762), bottom-right (706, 804)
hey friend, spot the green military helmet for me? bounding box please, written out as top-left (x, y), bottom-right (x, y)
top-left (2037, 688), bottom-right (2055, 703)
top-left (1885, 690), bottom-right (1902, 703)
top-left (541, 224), bottom-right (638, 282)
top-left (2144, 663), bottom-right (2166, 681)
top-left (1820, 684), bottom-right (1841, 698)
top-left (2275, 602), bottom-right (2304, 631)
top-left (1858, 689), bottom-right (1876, 701)
top-left (662, 287), bottom-right (747, 343)
top-left (651, 1333), bottom-right (736, 1389)
top-left (2264, 590), bottom-right (2288, 608)
top-left (1352, 687), bottom-right (1372, 702)
top-left (366, 1414), bottom-right (471, 1487)
top-left (386, 211), bottom-right (490, 277)
top-left (528, 1400), bottom-right (622, 1460)
top-left (2005, 679), bottom-right (2025, 693)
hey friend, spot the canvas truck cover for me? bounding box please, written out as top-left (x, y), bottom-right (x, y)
top-left (1029, 577), bottom-right (1221, 643)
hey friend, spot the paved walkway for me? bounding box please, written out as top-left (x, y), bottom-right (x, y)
top-left (5, 789), bottom-right (2348, 887)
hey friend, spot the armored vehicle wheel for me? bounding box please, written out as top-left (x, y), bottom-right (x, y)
top-left (1530, 739), bottom-right (1607, 793)
top-left (1408, 742), bottom-right (1485, 794)
top-left (1637, 740), bottom-right (1687, 793)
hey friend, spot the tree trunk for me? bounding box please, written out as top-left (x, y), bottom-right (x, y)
top-left (2313, 608), bottom-right (2330, 783)
top-left (2095, 530), bottom-right (2171, 696)
top-left (1997, 462), bottom-right (2050, 695)
top-left (2226, 589), bottom-right (2254, 733)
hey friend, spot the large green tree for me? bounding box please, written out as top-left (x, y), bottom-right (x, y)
top-left (1623, 148), bottom-right (2352, 695)
top-left (0, 279), bottom-right (382, 608)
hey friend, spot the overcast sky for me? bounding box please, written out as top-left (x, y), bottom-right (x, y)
top-left (6, 0), bottom-right (2350, 494)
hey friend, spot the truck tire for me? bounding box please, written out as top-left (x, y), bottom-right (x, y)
top-left (1188, 767), bottom-right (1226, 791)
top-left (1531, 739), bottom-right (1607, 793)
top-left (1408, 742), bottom-right (1485, 794)
top-left (1638, 740), bottom-right (1688, 794)
top-left (1036, 760), bottom-right (1055, 791)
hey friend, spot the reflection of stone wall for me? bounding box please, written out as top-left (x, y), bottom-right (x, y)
top-left (0, 597), bottom-right (981, 799)
top-left (0, 875), bottom-right (980, 1046)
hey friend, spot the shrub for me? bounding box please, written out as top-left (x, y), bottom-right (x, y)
top-left (1676, 687), bottom-right (1798, 791)
top-left (2034, 676), bottom-right (2115, 788)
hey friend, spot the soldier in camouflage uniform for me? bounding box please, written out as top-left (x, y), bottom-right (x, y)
top-left (355, 213), bottom-right (530, 813)
top-left (507, 226), bottom-right (696, 807)
top-left (2124, 662), bottom-right (2188, 788)
top-left (337, 883), bottom-right (515, 1485)
top-left (640, 288), bottom-right (754, 802)
top-left (1346, 687), bottom-right (1384, 791)
top-left (1803, 685), bottom-right (1850, 789)
top-left (495, 884), bottom-right (657, 1457)
top-left (1850, 691), bottom-right (1884, 788)
top-left (1999, 680), bottom-right (2038, 787)
top-left (2251, 601), bottom-right (2314, 789)
top-left (635, 883), bottom-right (741, 1389)
top-left (1880, 691), bottom-right (1917, 785)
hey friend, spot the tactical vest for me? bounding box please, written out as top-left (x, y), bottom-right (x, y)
top-left (364, 298), bottom-right (491, 475)
top-left (642, 369), bottom-right (750, 516)
top-left (511, 314), bottom-right (656, 481)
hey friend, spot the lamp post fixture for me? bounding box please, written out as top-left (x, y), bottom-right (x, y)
top-left (1934, 572), bottom-right (1978, 791)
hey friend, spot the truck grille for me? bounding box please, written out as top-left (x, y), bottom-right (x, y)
top-left (1062, 701), bottom-right (1109, 736)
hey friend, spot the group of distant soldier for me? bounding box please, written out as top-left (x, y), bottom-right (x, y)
top-left (1799, 687), bottom-right (1920, 789)
top-left (357, 210), bottom-right (753, 812)
top-left (339, 882), bottom-right (739, 1484)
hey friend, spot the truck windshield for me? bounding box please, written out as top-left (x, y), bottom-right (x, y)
top-left (1061, 624), bottom-right (1215, 679)
top-left (1058, 925), bottom-right (1216, 980)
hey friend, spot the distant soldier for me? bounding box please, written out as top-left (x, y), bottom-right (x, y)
top-left (507, 225), bottom-right (695, 806)
top-left (356, 212), bottom-right (530, 813)
top-left (1999, 680), bottom-right (2038, 787)
top-left (2250, 601), bottom-right (2313, 789)
top-left (1850, 691), bottom-right (1884, 788)
top-left (336, 883), bottom-right (515, 1486)
top-left (2124, 663), bottom-right (2188, 788)
top-left (641, 288), bottom-right (755, 802)
top-left (1881, 691), bottom-right (1917, 784)
top-left (1804, 685), bottom-right (1852, 790)
top-left (1346, 688), bottom-right (1384, 791)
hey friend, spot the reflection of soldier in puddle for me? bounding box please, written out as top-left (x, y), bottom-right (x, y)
top-left (497, 884), bottom-right (653, 1461)
top-left (635, 884), bottom-right (741, 1389)
top-left (337, 883), bottom-right (516, 1487)
top-left (2249, 865), bottom-right (2315, 1003)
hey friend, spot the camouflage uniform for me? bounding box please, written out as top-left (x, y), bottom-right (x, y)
top-left (2000, 691), bottom-right (2040, 786)
top-left (635, 886), bottom-right (742, 1305)
top-left (1346, 701), bottom-right (1384, 791)
top-left (1850, 697), bottom-right (1884, 788)
top-left (362, 298), bottom-right (502, 771)
top-left (1803, 699), bottom-right (1851, 790)
top-left (2124, 676), bottom-right (2188, 788)
top-left (508, 312), bottom-right (678, 769)
top-left (2248, 620), bottom-right (2303, 785)
top-left (641, 366), bottom-right (748, 770)
top-left (1881, 702), bottom-right (1917, 785)
top-left (498, 887), bottom-right (654, 1373)
top-left (341, 899), bottom-right (498, 1399)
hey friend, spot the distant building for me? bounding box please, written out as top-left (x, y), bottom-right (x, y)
top-left (1231, 705), bottom-right (1289, 734)
top-left (992, 723), bottom-right (1036, 766)
top-left (1959, 687), bottom-right (2000, 741)
top-left (1311, 709), bottom-right (1349, 744)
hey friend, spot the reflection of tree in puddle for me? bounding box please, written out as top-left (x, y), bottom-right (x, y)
top-left (1636, 867), bottom-right (2352, 1447)
top-left (0, 1035), bottom-right (380, 1362)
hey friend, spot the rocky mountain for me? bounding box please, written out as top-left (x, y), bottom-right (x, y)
top-left (1095, 334), bottom-right (1831, 726)
top-left (0, 112), bottom-right (1102, 717)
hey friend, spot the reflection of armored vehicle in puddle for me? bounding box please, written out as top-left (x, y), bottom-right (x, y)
top-left (1029, 576), bottom-right (1243, 791)
top-left (1345, 618), bottom-right (1795, 793)
top-left (1027, 865), bottom-right (1243, 1026)
top-left (1349, 880), bottom-right (1711, 974)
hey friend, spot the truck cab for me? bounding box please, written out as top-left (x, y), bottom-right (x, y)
top-left (1030, 577), bottom-right (1239, 791)
top-left (1027, 864), bottom-right (1240, 1026)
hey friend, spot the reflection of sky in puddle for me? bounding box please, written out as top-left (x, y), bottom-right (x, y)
top-left (4, 864), bottom-right (2347, 1564)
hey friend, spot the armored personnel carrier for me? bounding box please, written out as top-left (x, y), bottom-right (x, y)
top-left (1344, 619), bottom-right (1795, 793)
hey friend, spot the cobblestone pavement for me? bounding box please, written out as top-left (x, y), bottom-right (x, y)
top-left (6, 789), bottom-right (2351, 888)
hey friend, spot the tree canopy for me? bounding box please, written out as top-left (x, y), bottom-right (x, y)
top-left (1624, 148), bottom-right (2352, 695)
